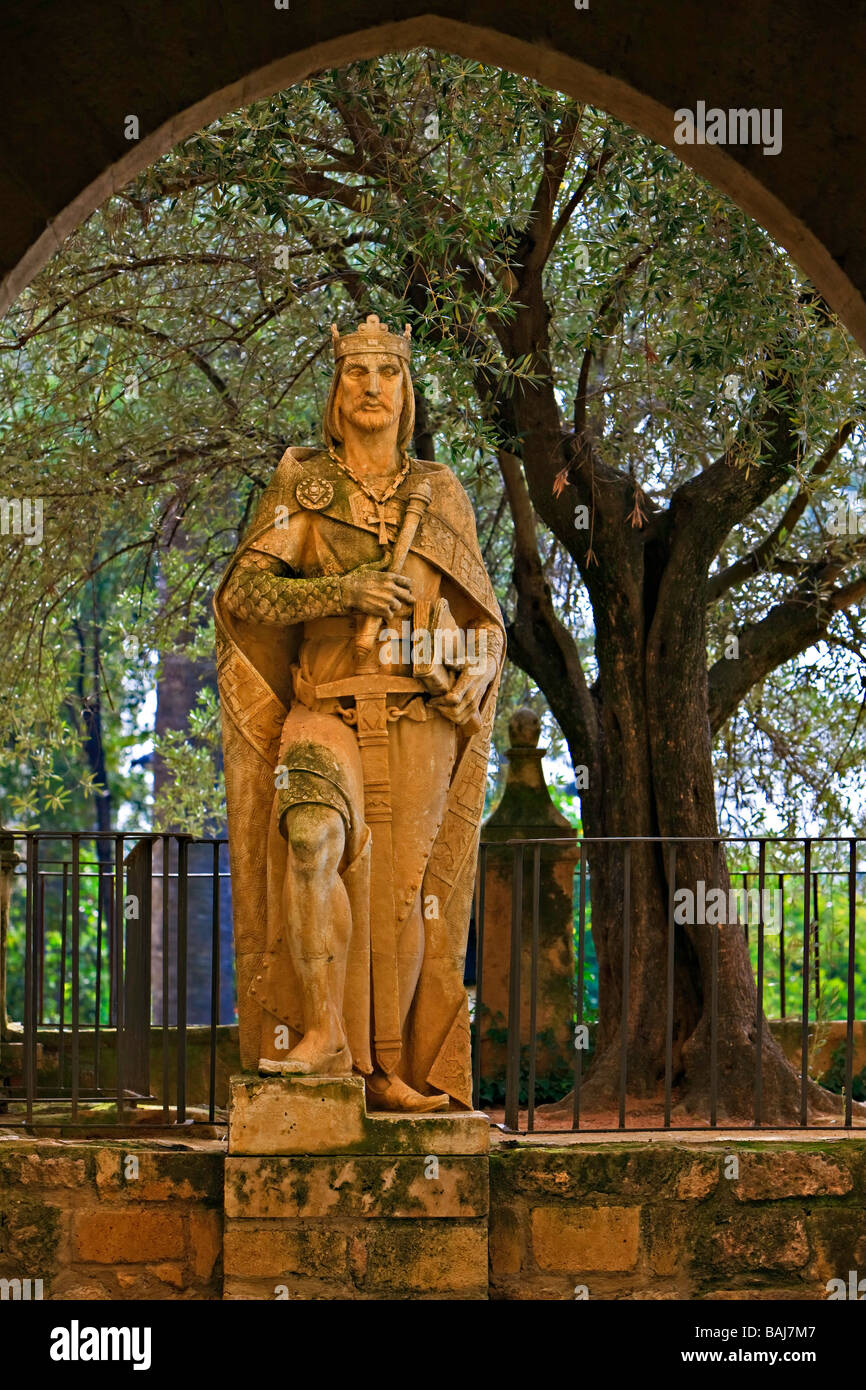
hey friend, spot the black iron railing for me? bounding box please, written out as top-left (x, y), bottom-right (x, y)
top-left (473, 836), bottom-right (866, 1133)
top-left (2, 830), bottom-right (864, 1134)
top-left (1, 832), bottom-right (232, 1129)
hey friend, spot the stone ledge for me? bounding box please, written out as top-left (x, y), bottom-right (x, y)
top-left (227, 1074), bottom-right (489, 1156)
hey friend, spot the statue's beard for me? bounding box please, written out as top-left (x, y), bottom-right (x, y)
top-left (341, 400), bottom-right (401, 434)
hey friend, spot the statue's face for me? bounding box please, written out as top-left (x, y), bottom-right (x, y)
top-left (336, 351), bottom-right (404, 436)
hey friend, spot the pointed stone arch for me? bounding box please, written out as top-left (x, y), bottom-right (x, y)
top-left (1, 6), bottom-right (864, 345)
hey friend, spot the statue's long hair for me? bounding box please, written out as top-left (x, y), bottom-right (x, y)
top-left (322, 358), bottom-right (415, 455)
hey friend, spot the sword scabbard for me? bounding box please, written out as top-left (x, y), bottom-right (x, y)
top-left (353, 688), bottom-right (402, 1075)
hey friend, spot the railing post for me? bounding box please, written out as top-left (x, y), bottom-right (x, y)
top-left (58, 859), bottom-right (68, 1082)
top-left (845, 839), bottom-right (856, 1129)
top-left (471, 844), bottom-right (487, 1112)
top-left (618, 843), bottom-right (631, 1130)
top-left (114, 832), bottom-right (125, 1121)
top-left (664, 844), bottom-right (677, 1129)
top-left (709, 840), bottom-right (720, 1128)
top-left (24, 834), bottom-right (36, 1126)
top-left (176, 835), bottom-right (189, 1125)
top-left (504, 842), bottom-right (524, 1132)
top-left (813, 871), bottom-right (821, 1005)
top-left (527, 844), bottom-right (541, 1132)
top-left (71, 835), bottom-right (80, 1124)
top-left (209, 840), bottom-right (221, 1125)
top-left (800, 838), bottom-right (812, 1127)
top-left (778, 872), bottom-right (786, 1019)
top-left (161, 833), bottom-right (170, 1122)
top-left (754, 838), bottom-right (766, 1127)
top-left (572, 843), bottom-right (587, 1132)
top-left (0, 828), bottom-right (20, 1041)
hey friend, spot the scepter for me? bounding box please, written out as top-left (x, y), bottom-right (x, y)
top-left (353, 477), bottom-right (485, 736)
top-left (354, 477), bottom-right (432, 671)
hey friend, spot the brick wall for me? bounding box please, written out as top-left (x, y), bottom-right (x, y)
top-left (4, 1134), bottom-right (866, 1299)
top-left (489, 1140), bottom-right (866, 1299)
top-left (0, 1140), bottom-right (223, 1299)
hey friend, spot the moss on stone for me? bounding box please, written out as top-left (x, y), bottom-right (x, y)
top-left (0, 1196), bottom-right (60, 1281)
top-left (160, 1150), bottom-right (224, 1199)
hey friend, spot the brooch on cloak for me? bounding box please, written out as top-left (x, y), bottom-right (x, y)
top-left (295, 477), bottom-right (334, 510)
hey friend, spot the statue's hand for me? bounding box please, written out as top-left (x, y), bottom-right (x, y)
top-left (342, 564), bottom-right (414, 619)
top-left (430, 658), bottom-right (495, 726)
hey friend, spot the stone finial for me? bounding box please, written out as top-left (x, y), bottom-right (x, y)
top-left (508, 707), bottom-right (540, 748)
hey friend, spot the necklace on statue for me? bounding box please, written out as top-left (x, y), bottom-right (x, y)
top-left (327, 444), bottom-right (411, 545)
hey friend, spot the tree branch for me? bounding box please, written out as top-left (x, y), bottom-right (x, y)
top-left (97, 310), bottom-right (238, 414)
top-left (707, 419), bottom-right (858, 602)
top-left (549, 145), bottom-right (615, 254)
top-left (708, 543), bottom-right (866, 732)
top-left (498, 449), bottom-right (599, 779)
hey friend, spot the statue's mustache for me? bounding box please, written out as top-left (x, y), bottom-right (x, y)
top-left (344, 399), bottom-right (400, 429)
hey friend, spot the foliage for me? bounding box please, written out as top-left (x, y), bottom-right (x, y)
top-left (0, 48), bottom-right (864, 844)
top-left (5, 852), bottom-right (116, 1024)
top-left (476, 1009), bottom-right (577, 1107)
top-left (819, 1041), bottom-right (866, 1102)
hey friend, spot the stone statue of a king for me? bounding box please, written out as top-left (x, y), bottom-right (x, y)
top-left (214, 314), bottom-right (504, 1113)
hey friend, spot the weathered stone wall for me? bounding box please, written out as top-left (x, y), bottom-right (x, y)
top-left (489, 1140), bottom-right (866, 1300)
top-left (4, 1133), bottom-right (866, 1299)
top-left (224, 1156), bottom-right (488, 1299)
top-left (0, 1140), bottom-right (223, 1299)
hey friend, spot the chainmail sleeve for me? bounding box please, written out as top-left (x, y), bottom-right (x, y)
top-left (222, 550), bottom-right (348, 626)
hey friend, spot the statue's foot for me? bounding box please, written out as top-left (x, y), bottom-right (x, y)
top-left (258, 1040), bottom-right (352, 1078)
top-left (365, 1074), bottom-right (450, 1113)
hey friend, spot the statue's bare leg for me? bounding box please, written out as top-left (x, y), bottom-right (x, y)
top-left (273, 803), bottom-right (352, 1075)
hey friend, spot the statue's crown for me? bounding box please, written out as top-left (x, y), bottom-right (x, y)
top-left (330, 313), bottom-right (411, 362)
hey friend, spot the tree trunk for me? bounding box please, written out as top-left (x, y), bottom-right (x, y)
top-left (541, 504), bottom-right (839, 1122)
top-left (497, 279), bottom-right (841, 1122)
top-left (73, 601), bottom-right (117, 1021)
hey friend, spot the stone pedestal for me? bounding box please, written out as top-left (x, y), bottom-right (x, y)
top-left (223, 1074), bottom-right (489, 1299)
